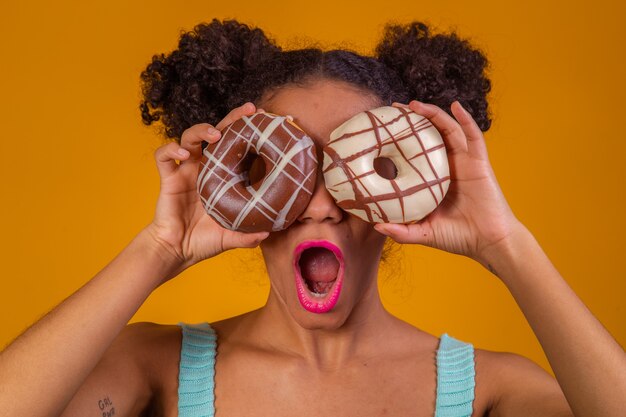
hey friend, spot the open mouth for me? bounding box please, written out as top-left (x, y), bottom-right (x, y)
top-left (293, 240), bottom-right (345, 314)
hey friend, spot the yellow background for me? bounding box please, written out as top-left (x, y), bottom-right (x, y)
top-left (1, 0), bottom-right (624, 375)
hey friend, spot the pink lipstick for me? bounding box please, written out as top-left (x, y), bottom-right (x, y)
top-left (293, 240), bottom-right (345, 314)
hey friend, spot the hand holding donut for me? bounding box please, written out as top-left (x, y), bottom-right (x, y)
top-left (374, 100), bottom-right (523, 265)
top-left (146, 103), bottom-right (270, 278)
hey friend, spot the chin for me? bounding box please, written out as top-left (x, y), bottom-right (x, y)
top-left (289, 303), bottom-right (353, 331)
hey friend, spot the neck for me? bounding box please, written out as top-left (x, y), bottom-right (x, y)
top-left (244, 277), bottom-right (400, 370)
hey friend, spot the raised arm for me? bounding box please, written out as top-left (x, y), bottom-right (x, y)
top-left (375, 100), bottom-right (626, 417)
top-left (0, 103), bottom-right (268, 417)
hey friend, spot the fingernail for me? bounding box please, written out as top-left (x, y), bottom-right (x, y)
top-left (374, 224), bottom-right (388, 234)
top-left (178, 148), bottom-right (190, 157)
top-left (208, 127), bottom-right (220, 136)
top-left (456, 101), bottom-right (469, 115)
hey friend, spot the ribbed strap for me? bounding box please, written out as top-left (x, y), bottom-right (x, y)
top-left (176, 325), bottom-right (472, 417)
top-left (178, 322), bottom-right (217, 417)
top-left (434, 333), bottom-right (475, 417)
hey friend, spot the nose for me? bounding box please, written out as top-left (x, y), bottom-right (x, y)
top-left (297, 168), bottom-right (344, 225)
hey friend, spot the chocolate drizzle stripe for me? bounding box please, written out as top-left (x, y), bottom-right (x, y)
top-left (399, 107), bottom-right (444, 202)
top-left (324, 144), bottom-right (390, 223)
top-left (336, 176), bottom-right (450, 208)
top-left (323, 121), bottom-right (434, 173)
top-left (331, 111), bottom-right (407, 142)
top-left (407, 143), bottom-right (446, 162)
top-left (390, 179), bottom-right (406, 221)
top-left (323, 107), bottom-right (449, 223)
top-left (332, 169), bottom-right (376, 187)
top-left (372, 108), bottom-right (439, 206)
top-left (366, 111), bottom-right (407, 220)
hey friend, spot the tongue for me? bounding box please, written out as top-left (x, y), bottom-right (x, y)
top-left (299, 247), bottom-right (339, 283)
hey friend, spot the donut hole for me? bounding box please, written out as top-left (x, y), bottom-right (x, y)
top-left (373, 157), bottom-right (398, 180)
top-left (244, 153), bottom-right (267, 190)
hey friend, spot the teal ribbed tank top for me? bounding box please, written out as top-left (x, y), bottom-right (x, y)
top-left (177, 322), bottom-right (475, 417)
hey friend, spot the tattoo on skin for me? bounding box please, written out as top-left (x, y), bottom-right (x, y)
top-left (98, 395), bottom-right (115, 417)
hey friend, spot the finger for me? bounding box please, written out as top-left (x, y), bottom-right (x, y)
top-left (408, 100), bottom-right (469, 154)
top-left (374, 222), bottom-right (433, 246)
top-left (180, 123), bottom-right (221, 163)
top-left (450, 101), bottom-right (490, 161)
top-left (181, 103), bottom-right (257, 162)
top-left (223, 230), bottom-right (270, 250)
top-left (215, 102), bottom-right (257, 131)
top-left (391, 102), bottom-right (409, 109)
top-left (154, 142), bottom-right (191, 179)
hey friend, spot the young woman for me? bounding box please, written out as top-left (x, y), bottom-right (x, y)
top-left (1, 20), bottom-right (624, 417)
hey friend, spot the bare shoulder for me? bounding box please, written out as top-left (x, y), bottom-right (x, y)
top-left (122, 322), bottom-right (182, 369)
top-left (474, 348), bottom-right (573, 417)
top-left (60, 322), bottom-right (182, 417)
top-left (123, 322), bottom-right (182, 415)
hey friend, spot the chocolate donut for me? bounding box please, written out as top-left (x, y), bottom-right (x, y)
top-left (322, 106), bottom-right (450, 224)
top-left (197, 112), bottom-right (318, 232)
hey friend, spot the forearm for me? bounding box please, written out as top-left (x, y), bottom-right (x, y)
top-left (481, 225), bottom-right (626, 417)
top-left (0, 227), bottom-right (182, 417)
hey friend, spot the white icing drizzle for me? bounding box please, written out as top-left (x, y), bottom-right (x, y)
top-left (197, 113), bottom-right (317, 231)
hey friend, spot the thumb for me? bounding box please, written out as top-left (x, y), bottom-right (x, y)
top-left (374, 223), bottom-right (433, 246)
top-left (222, 230), bottom-right (270, 251)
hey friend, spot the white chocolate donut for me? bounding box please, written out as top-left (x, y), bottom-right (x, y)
top-left (322, 106), bottom-right (450, 223)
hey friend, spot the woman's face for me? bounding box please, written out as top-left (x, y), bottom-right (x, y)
top-left (258, 79), bottom-right (388, 331)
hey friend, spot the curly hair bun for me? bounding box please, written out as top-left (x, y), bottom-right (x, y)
top-left (376, 22), bottom-right (492, 131)
top-left (140, 19), bottom-right (280, 138)
top-left (140, 20), bottom-right (493, 139)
